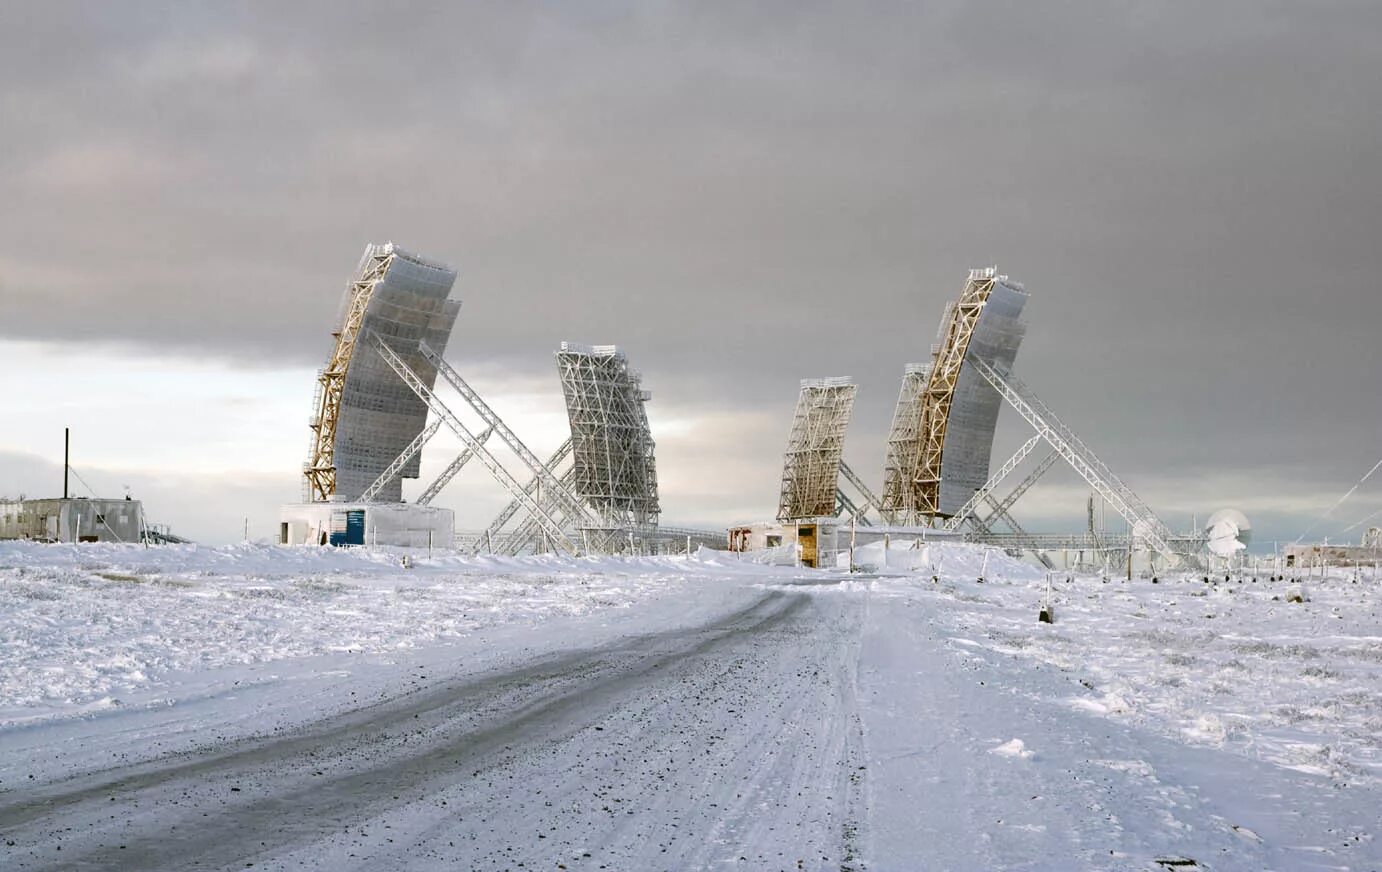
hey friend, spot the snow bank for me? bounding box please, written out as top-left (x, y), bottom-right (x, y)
top-left (889, 568), bottom-right (1382, 787)
top-left (841, 539), bottom-right (1044, 581)
top-left (0, 542), bottom-right (798, 726)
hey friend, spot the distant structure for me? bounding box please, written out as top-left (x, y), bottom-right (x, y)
top-left (879, 363), bottom-right (929, 521)
top-left (283, 243), bottom-right (459, 547)
top-left (885, 267), bottom-right (1029, 522)
top-left (556, 343), bottom-right (660, 533)
top-left (777, 378), bottom-right (856, 521)
top-left (302, 242), bottom-right (461, 503)
top-left (1, 497), bottom-right (143, 543)
top-left (0, 428), bottom-right (175, 544)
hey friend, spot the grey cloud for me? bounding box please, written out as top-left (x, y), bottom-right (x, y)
top-left (2, 2), bottom-right (1380, 541)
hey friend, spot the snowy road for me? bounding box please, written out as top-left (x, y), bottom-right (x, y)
top-left (1, 587), bottom-right (869, 870)
top-left (2, 545), bottom-right (1380, 871)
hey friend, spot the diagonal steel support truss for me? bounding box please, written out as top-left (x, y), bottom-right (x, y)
top-left (499, 467), bottom-right (581, 554)
top-left (360, 420), bottom-right (442, 503)
top-left (836, 461), bottom-right (884, 526)
top-left (980, 450), bottom-right (1058, 531)
top-left (967, 356), bottom-right (1179, 563)
top-left (415, 424), bottom-right (495, 507)
top-left (943, 433), bottom-right (1044, 532)
top-left (479, 440), bottom-right (575, 554)
top-left (369, 333), bottom-right (580, 555)
top-left (419, 342), bottom-right (599, 532)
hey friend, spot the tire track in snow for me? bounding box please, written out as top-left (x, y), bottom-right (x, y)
top-left (1, 585), bottom-right (870, 871)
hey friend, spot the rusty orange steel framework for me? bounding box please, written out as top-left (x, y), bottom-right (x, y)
top-left (303, 248), bottom-right (396, 501)
top-left (911, 269), bottom-right (998, 520)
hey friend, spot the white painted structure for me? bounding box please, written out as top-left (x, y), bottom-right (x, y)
top-left (279, 502), bottom-right (454, 548)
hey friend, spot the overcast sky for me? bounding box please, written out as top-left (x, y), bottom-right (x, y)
top-left (2, 2), bottom-right (1380, 548)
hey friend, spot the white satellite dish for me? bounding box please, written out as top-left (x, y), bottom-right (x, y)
top-left (1205, 508), bottom-right (1252, 558)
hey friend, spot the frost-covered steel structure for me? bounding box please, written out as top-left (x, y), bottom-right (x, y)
top-left (910, 267), bottom-right (1028, 520)
top-left (555, 342), bottom-right (660, 530)
top-left (303, 243), bottom-right (460, 502)
top-left (777, 378), bottom-right (856, 521)
top-left (879, 362), bottom-right (930, 522)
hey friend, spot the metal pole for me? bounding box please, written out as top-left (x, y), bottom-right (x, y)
top-left (63, 427), bottom-right (70, 500)
top-left (849, 518), bottom-right (856, 573)
top-left (428, 529), bottom-right (433, 558)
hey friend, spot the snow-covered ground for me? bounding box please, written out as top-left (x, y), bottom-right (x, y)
top-left (0, 541), bottom-right (1378, 870)
top-left (0, 541), bottom-right (787, 727)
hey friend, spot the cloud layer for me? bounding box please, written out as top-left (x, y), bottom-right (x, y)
top-left (3, 3), bottom-right (1380, 545)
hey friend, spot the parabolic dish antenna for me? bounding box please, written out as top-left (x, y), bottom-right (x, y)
top-left (1205, 508), bottom-right (1252, 558)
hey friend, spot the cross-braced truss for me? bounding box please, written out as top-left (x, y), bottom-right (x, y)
top-left (778, 378), bottom-right (856, 521)
top-left (913, 268), bottom-right (999, 519)
top-left (965, 355), bottom-right (1188, 565)
top-left (303, 247), bottom-right (394, 501)
top-left (369, 332), bottom-right (580, 555)
top-left (879, 362), bottom-right (929, 523)
top-left (837, 461), bottom-right (885, 526)
top-left (556, 343), bottom-right (660, 531)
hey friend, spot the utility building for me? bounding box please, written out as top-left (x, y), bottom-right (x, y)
top-left (0, 497), bottom-right (143, 543)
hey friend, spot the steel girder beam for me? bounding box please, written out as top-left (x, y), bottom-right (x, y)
top-left (980, 450), bottom-right (1059, 530)
top-left (499, 467), bottom-right (581, 554)
top-left (913, 270), bottom-right (998, 518)
top-left (478, 439), bottom-right (574, 551)
top-left (415, 424), bottom-right (495, 507)
top-left (943, 433), bottom-right (1043, 532)
top-left (420, 342), bottom-right (598, 531)
top-left (839, 461), bottom-right (884, 525)
top-left (304, 249), bottom-right (394, 500)
top-left (359, 420), bottom-right (441, 503)
top-left (369, 333), bottom-right (579, 555)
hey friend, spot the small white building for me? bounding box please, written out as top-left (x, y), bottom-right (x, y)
top-left (0, 497), bottom-right (144, 543)
top-left (279, 501), bottom-right (454, 548)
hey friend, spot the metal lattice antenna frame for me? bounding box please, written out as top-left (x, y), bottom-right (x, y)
top-left (967, 355), bottom-right (1180, 563)
top-left (304, 248), bottom-right (395, 500)
top-left (913, 268), bottom-right (1000, 519)
top-left (778, 378), bottom-right (857, 521)
top-left (879, 362), bottom-right (929, 523)
top-left (369, 333), bottom-right (579, 554)
top-left (555, 343), bottom-right (661, 530)
top-left (415, 424), bottom-right (495, 507)
top-left (419, 342), bottom-right (598, 531)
